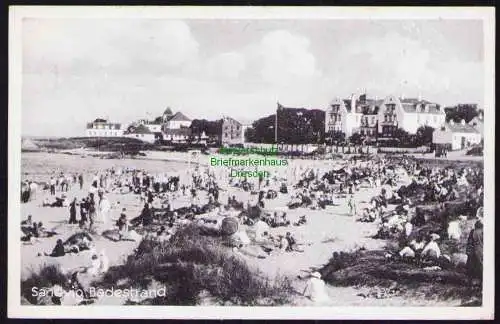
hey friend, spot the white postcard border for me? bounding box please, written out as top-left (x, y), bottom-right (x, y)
top-left (8, 6), bottom-right (495, 320)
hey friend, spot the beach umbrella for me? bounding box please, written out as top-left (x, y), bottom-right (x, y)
top-left (220, 217), bottom-right (239, 236)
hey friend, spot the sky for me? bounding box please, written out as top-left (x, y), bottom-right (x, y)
top-left (21, 18), bottom-right (485, 137)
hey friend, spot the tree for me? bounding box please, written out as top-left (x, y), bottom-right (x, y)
top-left (349, 133), bottom-right (364, 145)
top-left (415, 125), bottom-right (435, 146)
top-left (244, 127), bottom-right (257, 143)
top-left (444, 104), bottom-right (479, 123)
top-left (164, 107), bottom-right (173, 116)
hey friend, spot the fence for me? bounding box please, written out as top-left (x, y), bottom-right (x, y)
top-left (243, 143), bottom-right (373, 155)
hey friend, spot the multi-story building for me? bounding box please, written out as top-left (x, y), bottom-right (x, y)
top-left (357, 94), bottom-right (383, 137)
top-left (378, 96), bottom-right (446, 136)
top-left (433, 119), bottom-right (482, 151)
top-left (163, 112), bottom-right (192, 130)
top-left (221, 116), bottom-right (243, 145)
top-left (325, 94), bottom-right (363, 138)
top-left (85, 118), bottom-right (125, 137)
top-left (325, 94), bottom-right (382, 139)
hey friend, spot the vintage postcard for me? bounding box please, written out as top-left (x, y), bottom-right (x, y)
top-left (8, 6), bottom-right (494, 320)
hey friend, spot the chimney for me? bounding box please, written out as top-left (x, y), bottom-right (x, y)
top-left (418, 93), bottom-right (422, 101)
top-left (461, 119), bottom-right (466, 125)
top-left (401, 93), bottom-right (405, 100)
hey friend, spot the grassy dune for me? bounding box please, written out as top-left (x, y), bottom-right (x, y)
top-left (21, 225), bottom-right (295, 306)
top-left (98, 225), bottom-right (295, 306)
top-left (29, 137), bottom-right (156, 152)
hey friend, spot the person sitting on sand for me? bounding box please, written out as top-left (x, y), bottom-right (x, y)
top-left (44, 239), bottom-right (65, 257)
top-left (116, 213), bottom-right (129, 239)
top-left (302, 271), bottom-right (330, 304)
top-left (277, 234), bottom-right (288, 251)
top-left (156, 226), bottom-right (170, 242)
top-left (420, 233), bottom-right (442, 262)
top-left (398, 233), bottom-right (426, 260)
top-left (285, 232), bottom-right (303, 252)
top-left (21, 214), bottom-right (33, 226)
top-left (293, 215), bottom-right (307, 226)
top-left (86, 254), bottom-right (102, 276)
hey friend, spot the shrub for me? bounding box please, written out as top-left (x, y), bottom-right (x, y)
top-left (466, 145), bottom-right (483, 156)
top-left (99, 224), bottom-right (294, 305)
top-left (21, 264), bottom-right (68, 305)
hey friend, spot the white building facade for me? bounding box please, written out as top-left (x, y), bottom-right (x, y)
top-left (165, 112), bottom-right (192, 129)
top-left (325, 95), bottom-right (363, 138)
top-left (432, 120), bottom-right (482, 150)
top-left (85, 119), bottom-right (125, 137)
top-left (378, 96), bottom-right (446, 135)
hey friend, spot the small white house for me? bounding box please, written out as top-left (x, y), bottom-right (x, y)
top-left (432, 119), bottom-right (482, 151)
top-left (123, 124), bottom-right (156, 144)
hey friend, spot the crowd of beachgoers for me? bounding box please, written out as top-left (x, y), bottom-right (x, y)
top-left (20, 151), bottom-right (483, 306)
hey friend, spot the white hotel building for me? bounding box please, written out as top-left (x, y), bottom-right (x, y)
top-left (325, 94), bottom-right (446, 138)
top-left (85, 118), bottom-right (125, 137)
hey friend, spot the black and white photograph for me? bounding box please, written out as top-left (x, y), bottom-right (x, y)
top-left (8, 6), bottom-right (494, 320)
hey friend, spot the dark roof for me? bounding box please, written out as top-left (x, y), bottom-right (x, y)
top-left (446, 122), bottom-right (479, 134)
top-left (358, 99), bottom-right (383, 115)
top-left (164, 128), bottom-right (192, 136)
top-left (400, 99), bottom-right (442, 114)
top-left (469, 116), bottom-right (484, 126)
top-left (129, 124), bottom-right (152, 134)
top-left (222, 116), bottom-right (242, 126)
top-left (94, 118), bottom-right (108, 123)
top-left (168, 112), bottom-right (191, 122)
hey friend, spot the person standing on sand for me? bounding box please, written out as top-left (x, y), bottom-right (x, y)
top-left (50, 177), bottom-right (56, 196)
top-left (69, 198), bottom-right (78, 224)
top-left (98, 189), bottom-right (111, 228)
top-left (78, 174), bottom-right (84, 190)
top-left (466, 219), bottom-right (483, 287)
top-left (79, 198), bottom-right (89, 228)
top-left (347, 194), bottom-right (357, 217)
top-left (88, 194), bottom-right (97, 232)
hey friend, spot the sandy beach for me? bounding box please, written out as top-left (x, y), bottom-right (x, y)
top-left (20, 150), bottom-right (472, 307)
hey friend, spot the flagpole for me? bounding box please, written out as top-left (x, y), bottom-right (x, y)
top-left (275, 103), bottom-right (278, 144)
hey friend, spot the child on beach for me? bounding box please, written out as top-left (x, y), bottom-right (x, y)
top-left (347, 194), bottom-right (357, 217)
